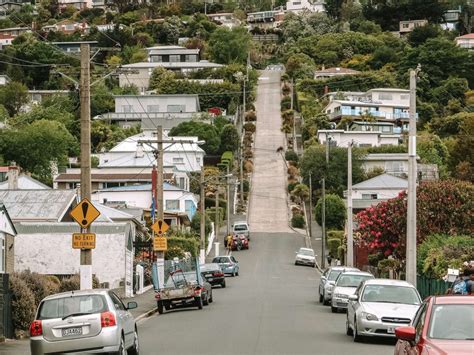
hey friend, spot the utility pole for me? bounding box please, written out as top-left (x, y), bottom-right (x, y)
top-left (215, 188), bottom-right (219, 243)
top-left (155, 126), bottom-right (165, 289)
top-left (308, 172), bottom-right (313, 242)
top-left (290, 78), bottom-right (296, 151)
top-left (321, 134), bottom-right (330, 269)
top-left (240, 74), bottom-right (246, 209)
top-left (347, 141), bottom-right (354, 267)
top-left (226, 164), bottom-right (231, 237)
top-left (406, 66), bottom-right (420, 286)
top-left (200, 166), bottom-right (206, 264)
top-left (79, 43), bottom-right (92, 290)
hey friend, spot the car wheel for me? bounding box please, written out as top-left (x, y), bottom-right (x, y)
top-left (195, 296), bottom-right (203, 310)
top-left (221, 281), bottom-right (226, 288)
top-left (295, 261), bottom-right (298, 265)
top-left (331, 306), bottom-right (338, 313)
top-left (209, 291), bottom-right (213, 303)
top-left (323, 293), bottom-right (330, 306)
top-left (345, 317), bottom-right (353, 336)
top-left (128, 329), bottom-right (139, 355)
top-left (313, 263), bottom-right (316, 268)
top-left (319, 292), bottom-right (323, 303)
top-left (157, 301), bottom-right (164, 315)
top-left (236, 270), bottom-right (239, 276)
top-left (115, 336), bottom-right (126, 355)
top-left (353, 318), bottom-right (362, 342)
top-left (232, 270), bottom-right (236, 277)
top-left (203, 293), bottom-right (209, 306)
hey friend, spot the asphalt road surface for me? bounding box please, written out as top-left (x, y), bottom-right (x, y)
top-left (138, 231), bottom-right (395, 355)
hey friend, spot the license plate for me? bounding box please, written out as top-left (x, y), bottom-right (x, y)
top-left (208, 278), bottom-right (213, 281)
top-left (387, 327), bottom-right (395, 334)
top-left (62, 327), bottom-right (82, 337)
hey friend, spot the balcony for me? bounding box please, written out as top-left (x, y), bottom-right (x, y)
top-left (329, 107), bottom-right (417, 121)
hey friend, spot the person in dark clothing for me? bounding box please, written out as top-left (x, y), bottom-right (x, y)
top-left (467, 273), bottom-right (474, 295)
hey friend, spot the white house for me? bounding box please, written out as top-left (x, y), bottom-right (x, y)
top-left (399, 19), bottom-right (428, 35)
top-left (317, 129), bottom-right (400, 148)
top-left (91, 182), bottom-right (198, 221)
top-left (0, 163), bottom-right (51, 190)
top-left (119, 46), bottom-right (223, 92)
top-left (98, 131), bottom-right (205, 173)
top-left (0, 203), bottom-right (15, 274)
top-left (325, 88), bottom-right (415, 124)
top-left (455, 33), bottom-right (474, 50)
top-left (97, 94), bottom-right (201, 130)
top-left (286, 0), bottom-right (325, 13)
top-left (207, 13), bottom-right (241, 28)
top-left (345, 173), bottom-right (407, 210)
top-left (0, 74), bottom-right (10, 85)
top-left (361, 153), bottom-right (439, 181)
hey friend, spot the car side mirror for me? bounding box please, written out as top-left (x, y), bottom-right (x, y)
top-left (321, 276), bottom-right (326, 281)
top-left (348, 294), bottom-right (358, 301)
top-left (127, 301), bottom-right (138, 310)
top-left (395, 326), bottom-right (416, 343)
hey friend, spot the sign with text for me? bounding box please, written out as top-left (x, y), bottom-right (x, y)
top-left (72, 233), bottom-right (96, 249)
top-left (153, 237), bottom-right (167, 251)
top-left (70, 198), bottom-right (101, 229)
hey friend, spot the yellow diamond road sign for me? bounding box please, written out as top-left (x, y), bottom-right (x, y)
top-left (70, 198), bottom-right (101, 229)
top-left (153, 237), bottom-right (168, 251)
top-left (151, 219), bottom-right (169, 236)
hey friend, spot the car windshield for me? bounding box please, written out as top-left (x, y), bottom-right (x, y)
top-left (212, 257), bottom-right (229, 263)
top-left (361, 285), bottom-right (420, 305)
top-left (336, 274), bottom-right (373, 287)
top-left (428, 304), bottom-right (474, 340)
top-left (328, 270), bottom-right (343, 281)
top-left (299, 249), bottom-right (314, 256)
top-left (38, 295), bottom-right (108, 320)
top-left (234, 225), bottom-right (247, 231)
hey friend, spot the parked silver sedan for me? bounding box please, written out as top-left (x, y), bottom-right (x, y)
top-left (318, 266), bottom-right (359, 305)
top-left (346, 279), bottom-right (422, 342)
top-left (331, 271), bottom-right (374, 313)
top-left (30, 289), bottom-right (139, 354)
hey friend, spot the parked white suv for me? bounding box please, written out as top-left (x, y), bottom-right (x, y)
top-left (232, 221), bottom-right (250, 240)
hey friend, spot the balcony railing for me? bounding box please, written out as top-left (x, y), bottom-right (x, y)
top-left (329, 108), bottom-right (417, 121)
top-left (99, 112), bottom-right (196, 121)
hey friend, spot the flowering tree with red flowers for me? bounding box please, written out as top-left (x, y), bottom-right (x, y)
top-left (355, 180), bottom-right (474, 260)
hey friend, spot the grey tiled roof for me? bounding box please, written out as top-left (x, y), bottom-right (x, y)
top-left (352, 173), bottom-right (407, 190)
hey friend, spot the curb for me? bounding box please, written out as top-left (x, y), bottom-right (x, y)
top-left (135, 307), bottom-right (158, 323)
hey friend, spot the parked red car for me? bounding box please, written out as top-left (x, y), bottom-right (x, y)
top-left (231, 234), bottom-right (249, 251)
top-left (394, 295), bottom-right (474, 355)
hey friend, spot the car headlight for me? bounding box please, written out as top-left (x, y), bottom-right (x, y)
top-left (325, 283), bottom-right (334, 291)
top-left (361, 312), bottom-right (379, 321)
top-left (334, 293), bottom-right (348, 299)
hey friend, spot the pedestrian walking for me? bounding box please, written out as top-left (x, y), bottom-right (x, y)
top-left (226, 234), bottom-right (233, 254)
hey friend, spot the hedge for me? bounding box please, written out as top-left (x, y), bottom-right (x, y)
top-left (9, 274), bottom-right (36, 332)
top-left (167, 237), bottom-right (199, 257)
top-left (291, 214), bottom-right (305, 228)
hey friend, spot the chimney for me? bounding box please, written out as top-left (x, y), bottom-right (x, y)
top-left (321, 64), bottom-right (325, 71)
top-left (7, 161), bottom-right (19, 190)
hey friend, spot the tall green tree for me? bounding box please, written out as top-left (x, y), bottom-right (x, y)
top-left (208, 27), bottom-right (252, 65)
top-left (0, 120), bottom-right (77, 183)
top-left (169, 121), bottom-right (220, 155)
top-left (219, 124), bottom-right (239, 153)
top-left (0, 81), bottom-right (29, 117)
top-left (314, 194), bottom-right (346, 229)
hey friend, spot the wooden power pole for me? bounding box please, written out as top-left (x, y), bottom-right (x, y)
top-left (80, 43), bottom-right (92, 290)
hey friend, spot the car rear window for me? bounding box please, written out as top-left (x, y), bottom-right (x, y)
top-left (234, 225), bottom-right (247, 231)
top-left (38, 295), bottom-right (108, 320)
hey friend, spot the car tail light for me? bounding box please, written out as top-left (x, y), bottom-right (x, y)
top-left (29, 320), bottom-right (42, 337)
top-left (155, 293), bottom-right (161, 300)
top-left (213, 271), bottom-right (224, 277)
top-left (101, 311), bottom-right (116, 328)
top-left (194, 287), bottom-right (202, 296)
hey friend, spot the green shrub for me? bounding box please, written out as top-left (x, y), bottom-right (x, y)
top-left (191, 211), bottom-right (212, 236)
top-left (315, 194), bottom-right (346, 230)
top-left (206, 206), bottom-right (225, 224)
top-left (287, 182), bottom-right (297, 193)
top-left (291, 214), bottom-right (306, 228)
top-left (327, 238), bottom-right (341, 258)
top-left (281, 96), bottom-right (291, 111)
top-left (327, 230), bottom-right (344, 241)
top-left (245, 111), bottom-right (256, 121)
top-left (167, 237), bottom-right (199, 257)
top-left (165, 246), bottom-right (186, 260)
top-left (285, 150), bottom-right (298, 162)
top-left (59, 274), bottom-right (100, 292)
top-left (243, 122), bottom-right (256, 133)
top-left (10, 274), bottom-right (36, 332)
top-left (205, 197), bottom-right (227, 213)
top-left (18, 270), bottom-right (49, 307)
top-left (242, 179), bottom-right (250, 192)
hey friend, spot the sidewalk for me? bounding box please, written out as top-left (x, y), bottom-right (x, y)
top-left (123, 287), bottom-right (157, 321)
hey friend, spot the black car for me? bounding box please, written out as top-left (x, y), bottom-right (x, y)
top-left (200, 263), bottom-right (226, 288)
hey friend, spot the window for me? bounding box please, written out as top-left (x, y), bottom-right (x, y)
top-left (151, 56), bottom-right (162, 63)
top-left (166, 200), bottom-right (180, 210)
top-left (178, 177), bottom-right (185, 189)
top-left (167, 105), bottom-right (185, 113)
top-left (402, 23), bottom-right (410, 28)
top-left (414, 303), bottom-right (427, 343)
top-left (169, 55), bottom-right (180, 62)
top-left (38, 295), bottom-right (108, 320)
top-left (65, 24), bottom-right (75, 31)
top-left (379, 93), bottom-right (393, 100)
top-left (196, 157), bottom-right (201, 164)
top-left (147, 105), bottom-right (160, 112)
top-left (122, 105), bottom-right (133, 113)
top-left (382, 125), bottom-right (391, 133)
top-left (362, 193), bottom-right (378, 200)
top-left (173, 157), bottom-right (184, 164)
top-left (400, 94), bottom-right (409, 101)
top-left (386, 161), bottom-right (404, 172)
top-left (185, 54), bottom-right (197, 62)
top-left (108, 292), bottom-right (125, 311)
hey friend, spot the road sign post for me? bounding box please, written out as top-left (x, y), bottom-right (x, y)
top-left (70, 198), bottom-right (101, 229)
top-left (151, 219), bottom-right (169, 236)
top-left (153, 237), bottom-right (168, 251)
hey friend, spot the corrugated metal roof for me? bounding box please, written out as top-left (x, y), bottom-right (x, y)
top-left (14, 222), bottom-right (129, 234)
top-left (0, 175), bottom-right (51, 190)
top-left (97, 182), bottom-right (182, 192)
top-left (352, 174), bottom-right (407, 190)
top-left (0, 190), bottom-right (76, 222)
